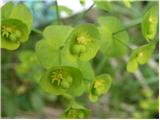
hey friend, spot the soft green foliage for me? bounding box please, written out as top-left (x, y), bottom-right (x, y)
top-left (141, 5), bottom-right (158, 41)
top-left (1, 2), bottom-right (33, 50)
top-left (2, 1), bottom-right (158, 119)
top-left (16, 50), bottom-right (43, 83)
top-left (127, 43), bottom-right (155, 73)
top-left (39, 66), bottom-right (84, 96)
top-left (89, 74), bottom-right (112, 102)
top-left (98, 16), bottom-right (129, 57)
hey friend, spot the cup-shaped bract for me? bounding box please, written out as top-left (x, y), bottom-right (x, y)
top-left (64, 24), bottom-right (101, 61)
top-left (89, 74), bottom-right (112, 102)
top-left (39, 66), bottom-right (84, 96)
top-left (141, 5), bottom-right (158, 41)
top-left (1, 19), bottom-right (29, 50)
top-left (1, 2), bottom-right (33, 50)
top-left (63, 102), bottom-right (89, 119)
top-left (127, 43), bottom-right (155, 73)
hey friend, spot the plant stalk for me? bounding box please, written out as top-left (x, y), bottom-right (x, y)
top-left (55, 0), bottom-right (61, 24)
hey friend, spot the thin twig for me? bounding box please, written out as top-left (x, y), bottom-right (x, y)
top-left (55, 0), bottom-right (61, 24)
top-left (32, 29), bottom-right (42, 35)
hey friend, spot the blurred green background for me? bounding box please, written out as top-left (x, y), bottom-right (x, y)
top-left (1, 0), bottom-right (159, 118)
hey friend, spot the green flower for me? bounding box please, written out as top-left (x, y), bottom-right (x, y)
top-left (39, 66), bottom-right (84, 96)
top-left (1, 2), bottom-right (33, 50)
top-left (127, 43), bottom-right (155, 73)
top-left (1, 19), bottom-right (29, 50)
top-left (141, 5), bottom-right (158, 41)
top-left (63, 102), bottom-right (89, 119)
top-left (89, 74), bottom-right (112, 102)
top-left (64, 24), bottom-right (100, 61)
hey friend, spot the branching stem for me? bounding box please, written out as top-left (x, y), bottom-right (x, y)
top-left (112, 18), bottom-right (142, 36)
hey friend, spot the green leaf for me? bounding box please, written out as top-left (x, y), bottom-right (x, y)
top-left (65, 23), bottom-right (101, 61)
top-left (98, 16), bottom-right (129, 57)
top-left (35, 40), bottom-right (78, 69)
top-left (36, 25), bottom-right (74, 69)
top-left (1, 1), bottom-right (14, 19)
top-left (94, 0), bottom-right (113, 12)
top-left (78, 61), bottom-right (95, 81)
top-left (141, 5), bottom-right (158, 41)
top-left (127, 43), bottom-right (155, 73)
top-left (35, 40), bottom-right (60, 69)
top-left (43, 25), bottom-right (73, 50)
top-left (39, 66), bottom-right (84, 96)
top-left (31, 93), bottom-right (44, 112)
top-left (89, 74), bottom-right (112, 102)
top-left (1, 19), bottom-right (29, 50)
top-left (9, 3), bottom-right (33, 32)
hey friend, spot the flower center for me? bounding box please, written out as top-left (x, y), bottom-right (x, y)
top-left (1, 25), bottom-right (12, 38)
top-left (1, 25), bottom-right (21, 42)
top-left (76, 33), bottom-right (91, 45)
top-left (94, 80), bottom-right (103, 88)
top-left (50, 69), bottom-right (64, 86)
top-left (50, 69), bottom-right (72, 89)
top-left (67, 108), bottom-right (84, 118)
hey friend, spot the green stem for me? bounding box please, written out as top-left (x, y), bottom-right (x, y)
top-left (112, 18), bottom-right (142, 36)
top-left (96, 57), bottom-right (107, 74)
top-left (55, 0), bottom-right (61, 24)
top-left (32, 29), bottom-right (42, 35)
top-left (73, 4), bottom-right (94, 25)
top-left (113, 36), bottom-right (132, 50)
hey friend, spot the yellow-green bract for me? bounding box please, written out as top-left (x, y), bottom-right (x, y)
top-left (64, 24), bottom-right (101, 61)
top-left (39, 66), bottom-right (84, 96)
top-left (89, 74), bottom-right (112, 102)
top-left (1, 19), bottom-right (29, 50)
top-left (141, 5), bottom-right (158, 41)
top-left (1, 2), bottom-right (33, 50)
top-left (35, 25), bottom-right (75, 69)
top-left (63, 102), bottom-right (89, 119)
top-left (127, 43), bottom-right (155, 73)
top-left (98, 16), bottom-right (129, 57)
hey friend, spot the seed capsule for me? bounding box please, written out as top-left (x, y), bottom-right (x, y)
top-left (9, 34), bottom-right (17, 42)
top-left (71, 44), bottom-right (86, 55)
top-left (14, 29), bottom-right (21, 38)
top-left (61, 80), bottom-right (70, 89)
